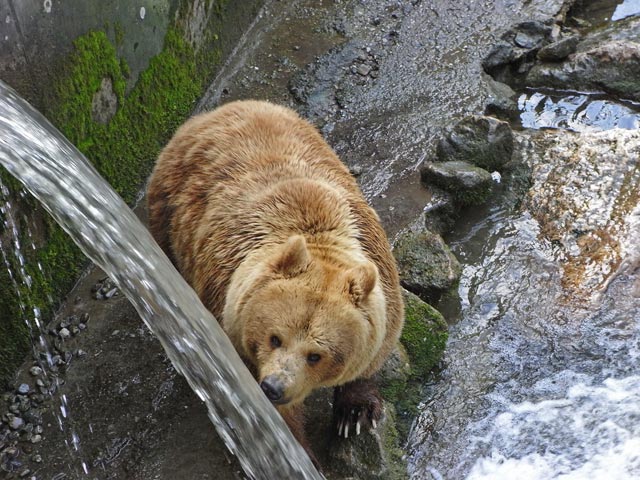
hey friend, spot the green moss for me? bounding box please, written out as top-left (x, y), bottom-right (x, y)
top-left (378, 290), bottom-right (448, 440)
top-left (401, 290), bottom-right (448, 377)
top-left (380, 405), bottom-right (409, 480)
top-left (0, 265), bottom-right (30, 387)
top-left (113, 22), bottom-right (125, 47)
top-left (48, 28), bottom-right (202, 203)
top-left (1, 15), bottom-right (227, 385)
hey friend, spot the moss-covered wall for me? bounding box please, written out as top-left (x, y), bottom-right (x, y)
top-left (0, 0), bottom-right (263, 387)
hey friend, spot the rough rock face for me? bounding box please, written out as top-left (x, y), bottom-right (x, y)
top-left (482, 20), bottom-right (555, 82)
top-left (436, 115), bottom-right (515, 172)
top-left (536, 34), bottom-right (579, 61)
top-left (421, 161), bottom-right (494, 206)
top-left (524, 129), bottom-right (640, 293)
top-left (393, 229), bottom-right (462, 303)
top-left (527, 40), bottom-right (640, 101)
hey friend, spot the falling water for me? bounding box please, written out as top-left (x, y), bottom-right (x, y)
top-left (0, 81), bottom-right (321, 479)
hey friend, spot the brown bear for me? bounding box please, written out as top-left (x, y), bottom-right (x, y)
top-left (146, 100), bottom-right (404, 463)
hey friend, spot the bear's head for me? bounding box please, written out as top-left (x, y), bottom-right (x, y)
top-left (225, 235), bottom-right (387, 406)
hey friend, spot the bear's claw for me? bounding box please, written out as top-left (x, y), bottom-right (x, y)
top-left (333, 379), bottom-right (383, 438)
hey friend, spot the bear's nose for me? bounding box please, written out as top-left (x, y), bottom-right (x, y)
top-left (260, 375), bottom-right (284, 402)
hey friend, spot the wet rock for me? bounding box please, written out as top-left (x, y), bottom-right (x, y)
top-left (374, 345), bottom-right (411, 394)
top-left (482, 41), bottom-right (524, 73)
top-left (537, 34), bottom-right (580, 61)
top-left (394, 229), bottom-right (461, 304)
top-left (327, 403), bottom-right (405, 480)
top-left (422, 188), bottom-right (456, 235)
top-left (8, 417), bottom-right (24, 431)
top-left (436, 115), bottom-right (514, 172)
top-left (16, 385), bottom-right (29, 395)
top-left (527, 40), bottom-right (640, 101)
top-left (400, 289), bottom-right (448, 379)
top-left (524, 129), bottom-right (640, 292)
top-left (484, 74), bottom-right (519, 119)
top-left (421, 161), bottom-right (494, 205)
top-left (483, 20), bottom-right (555, 82)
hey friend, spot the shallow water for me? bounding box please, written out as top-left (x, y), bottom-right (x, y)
top-left (518, 90), bottom-right (640, 132)
top-left (0, 81), bottom-right (321, 479)
top-left (570, 0), bottom-right (640, 26)
top-left (407, 139), bottom-right (640, 479)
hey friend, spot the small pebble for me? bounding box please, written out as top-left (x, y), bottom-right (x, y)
top-left (17, 384), bottom-right (30, 395)
top-left (9, 416), bottom-right (24, 430)
top-left (33, 454), bottom-right (42, 463)
top-left (30, 434), bottom-right (42, 444)
top-left (356, 64), bottom-right (372, 76)
top-left (59, 328), bottom-right (71, 339)
top-left (29, 366), bottom-right (42, 377)
top-left (104, 287), bottom-right (118, 299)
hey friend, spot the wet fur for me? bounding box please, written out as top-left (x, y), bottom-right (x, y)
top-left (147, 100), bottom-right (404, 460)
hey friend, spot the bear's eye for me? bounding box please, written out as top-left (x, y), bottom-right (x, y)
top-left (307, 353), bottom-right (321, 365)
top-left (270, 335), bottom-right (282, 348)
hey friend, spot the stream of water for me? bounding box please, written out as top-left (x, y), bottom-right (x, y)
top-left (407, 130), bottom-right (640, 478)
top-left (0, 80), bottom-right (321, 479)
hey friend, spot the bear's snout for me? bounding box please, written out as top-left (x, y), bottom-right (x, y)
top-left (260, 375), bottom-right (286, 404)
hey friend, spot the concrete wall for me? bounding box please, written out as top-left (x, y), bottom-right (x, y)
top-left (1, 0), bottom-right (175, 109)
top-left (0, 0), bottom-right (263, 386)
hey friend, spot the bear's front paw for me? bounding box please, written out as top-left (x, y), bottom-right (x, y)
top-left (333, 379), bottom-right (383, 438)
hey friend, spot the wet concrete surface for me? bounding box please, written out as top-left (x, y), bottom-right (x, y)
top-left (2, 0), bottom-right (574, 478)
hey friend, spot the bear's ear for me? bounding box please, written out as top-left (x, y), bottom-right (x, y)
top-left (270, 235), bottom-right (310, 278)
top-left (345, 261), bottom-right (378, 306)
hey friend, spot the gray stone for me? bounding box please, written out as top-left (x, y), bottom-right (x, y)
top-left (537, 35), bottom-right (580, 61)
top-left (9, 416), bottom-right (24, 430)
top-left (528, 41), bottom-right (640, 101)
top-left (356, 64), bottom-right (372, 76)
top-left (327, 403), bottom-right (405, 480)
top-left (436, 115), bottom-right (514, 172)
top-left (58, 327), bottom-right (71, 339)
top-left (422, 188), bottom-right (457, 235)
top-left (482, 41), bottom-right (524, 72)
top-left (29, 366), bottom-right (42, 377)
top-left (91, 77), bottom-right (118, 125)
top-left (17, 384), bottom-right (29, 395)
top-left (484, 74), bottom-right (518, 117)
top-left (421, 161), bottom-right (494, 205)
top-left (394, 229), bottom-right (462, 303)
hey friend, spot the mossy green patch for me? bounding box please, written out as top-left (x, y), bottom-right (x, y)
top-left (48, 28), bottom-right (202, 204)
top-left (401, 289), bottom-right (448, 377)
top-left (0, 265), bottom-right (30, 386)
top-left (1, 8), bottom-right (231, 385)
top-left (379, 290), bottom-right (448, 440)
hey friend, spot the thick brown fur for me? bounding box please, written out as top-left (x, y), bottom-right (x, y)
top-left (147, 100), bottom-right (404, 458)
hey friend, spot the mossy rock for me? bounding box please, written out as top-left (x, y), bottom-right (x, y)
top-left (400, 289), bottom-right (448, 378)
top-left (327, 403), bottom-right (407, 480)
top-left (393, 229), bottom-right (462, 304)
top-left (436, 115), bottom-right (514, 172)
top-left (421, 160), bottom-right (494, 206)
